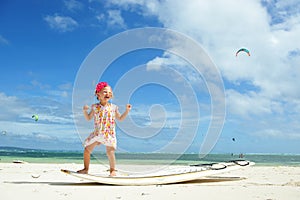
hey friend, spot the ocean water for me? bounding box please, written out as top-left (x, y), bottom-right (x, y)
top-left (0, 147), bottom-right (299, 166)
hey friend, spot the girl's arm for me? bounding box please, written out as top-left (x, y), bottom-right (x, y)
top-left (116, 104), bottom-right (131, 121)
top-left (83, 105), bottom-right (94, 121)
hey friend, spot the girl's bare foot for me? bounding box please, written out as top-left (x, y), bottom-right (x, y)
top-left (109, 168), bottom-right (116, 177)
top-left (77, 169), bottom-right (88, 174)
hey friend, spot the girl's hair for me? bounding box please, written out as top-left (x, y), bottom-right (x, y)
top-left (95, 82), bottom-right (108, 94)
top-left (95, 82), bottom-right (113, 100)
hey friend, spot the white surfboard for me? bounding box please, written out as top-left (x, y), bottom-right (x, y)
top-left (61, 160), bottom-right (254, 186)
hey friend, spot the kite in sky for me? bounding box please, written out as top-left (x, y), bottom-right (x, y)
top-left (32, 114), bottom-right (39, 121)
top-left (236, 48), bottom-right (250, 57)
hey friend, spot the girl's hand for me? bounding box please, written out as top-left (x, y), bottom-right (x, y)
top-left (83, 105), bottom-right (93, 121)
top-left (126, 104), bottom-right (132, 111)
top-left (83, 105), bottom-right (89, 111)
top-left (116, 104), bottom-right (131, 121)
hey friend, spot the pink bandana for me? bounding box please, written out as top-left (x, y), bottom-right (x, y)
top-left (95, 82), bottom-right (108, 93)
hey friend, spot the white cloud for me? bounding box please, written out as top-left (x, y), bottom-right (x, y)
top-left (64, 0), bottom-right (84, 12)
top-left (96, 13), bottom-right (105, 22)
top-left (44, 82), bottom-right (73, 99)
top-left (0, 35), bottom-right (9, 45)
top-left (111, 0), bottom-right (300, 113)
top-left (106, 0), bottom-right (300, 144)
top-left (44, 14), bottom-right (78, 32)
top-left (0, 120), bottom-right (79, 149)
top-left (264, 0), bottom-right (300, 26)
top-left (107, 10), bottom-right (127, 29)
top-left (58, 82), bottom-right (73, 90)
top-left (253, 128), bottom-right (300, 140)
top-left (146, 56), bottom-right (164, 71)
top-left (17, 79), bottom-right (72, 99)
top-left (30, 80), bottom-right (51, 90)
top-left (0, 92), bottom-right (73, 124)
top-left (46, 90), bottom-right (69, 98)
top-left (0, 92), bottom-right (77, 148)
top-left (226, 89), bottom-right (280, 117)
top-left (0, 93), bottom-right (33, 121)
top-left (145, 53), bottom-right (210, 97)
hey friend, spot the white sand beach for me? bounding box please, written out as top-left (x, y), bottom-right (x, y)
top-left (0, 163), bottom-right (299, 200)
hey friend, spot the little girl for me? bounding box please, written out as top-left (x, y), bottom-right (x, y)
top-left (77, 82), bottom-right (131, 176)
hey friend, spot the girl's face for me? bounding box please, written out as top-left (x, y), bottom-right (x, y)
top-left (96, 86), bottom-right (113, 103)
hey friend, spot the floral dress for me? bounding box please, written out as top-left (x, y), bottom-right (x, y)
top-left (84, 103), bottom-right (119, 149)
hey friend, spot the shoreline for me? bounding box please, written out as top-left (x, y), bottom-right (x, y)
top-left (1, 147), bottom-right (300, 167)
top-left (1, 158), bottom-right (299, 167)
top-left (1, 152), bottom-right (300, 167)
top-left (1, 163), bottom-right (300, 200)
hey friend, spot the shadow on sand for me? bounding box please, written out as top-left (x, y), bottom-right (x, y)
top-left (4, 176), bottom-right (245, 186)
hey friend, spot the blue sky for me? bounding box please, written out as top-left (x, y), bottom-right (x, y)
top-left (0, 0), bottom-right (300, 154)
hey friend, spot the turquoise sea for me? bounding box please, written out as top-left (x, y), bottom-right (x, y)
top-left (0, 147), bottom-right (299, 166)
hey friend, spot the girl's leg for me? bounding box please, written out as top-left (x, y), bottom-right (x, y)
top-left (77, 142), bottom-right (99, 174)
top-left (106, 146), bottom-right (116, 176)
